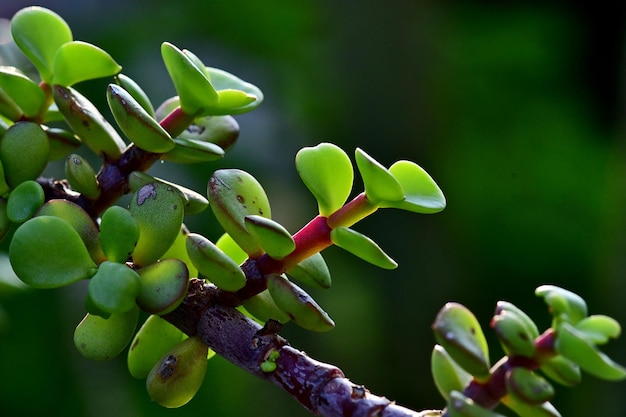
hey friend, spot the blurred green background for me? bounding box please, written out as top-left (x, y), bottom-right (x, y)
top-left (1, 1), bottom-right (625, 416)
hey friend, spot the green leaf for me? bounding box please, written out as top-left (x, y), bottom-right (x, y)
top-left (36, 199), bottom-right (106, 264)
top-left (161, 138), bottom-right (224, 163)
top-left (285, 253), bottom-right (331, 289)
top-left (128, 315), bottom-right (185, 378)
top-left (242, 289), bottom-right (291, 324)
top-left (447, 391), bottom-right (508, 417)
top-left (129, 181), bottom-right (185, 266)
top-left (86, 261), bottom-right (141, 316)
top-left (204, 67), bottom-right (264, 115)
top-left (107, 84), bottom-right (174, 153)
top-left (244, 215), bottom-right (295, 259)
top-left (136, 259), bottom-right (189, 315)
top-left (208, 169), bottom-right (272, 256)
top-left (432, 302), bottom-right (491, 380)
top-left (330, 226), bottom-right (397, 269)
top-left (575, 315), bottom-right (621, 345)
top-left (0, 67), bottom-right (45, 118)
top-left (355, 148), bottom-right (403, 204)
top-left (555, 322), bottom-right (626, 381)
top-left (0, 121), bottom-right (50, 188)
top-left (53, 85), bottom-right (126, 160)
top-left (501, 396), bottom-right (562, 417)
top-left (115, 73), bottom-right (155, 117)
top-left (128, 171), bottom-right (208, 215)
top-left (99, 205), bottom-right (140, 264)
top-left (505, 367), bottom-right (554, 405)
top-left (53, 41), bottom-right (121, 86)
top-left (44, 127), bottom-right (82, 161)
top-left (65, 154), bottom-right (100, 199)
top-left (538, 355), bottom-right (581, 387)
top-left (491, 302), bottom-right (538, 358)
top-left (10, 6), bottom-right (73, 83)
top-left (9, 216), bottom-right (97, 288)
top-left (535, 285), bottom-right (587, 325)
top-left (267, 273), bottom-right (334, 332)
top-left (295, 143), bottom-right (354, 216)
top-left (74, 307), bottom-right (139, 361)
top-left (0, 88), bottom-right (22, 121)
top-left (6, 180), bottom-right (44, 223)
top-left (186, 233), bottom-right (246, 292)
top-left (161, 42), bottom-right (218, 115)
top-left (431, 344), bottom-right (472, 401)
top-left (380, 160), bottom-right (446, 213)
top-left (215, 233), bottom-right (248, 265)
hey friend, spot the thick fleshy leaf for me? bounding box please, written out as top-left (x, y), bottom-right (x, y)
top-left (355, 148), bottom-right (403, 204)
top-left (208, 169), bottom-right (271, 256)
top-left (6, 180), bottom-right (44, 223)
top-left (204, 67), bottom-right (264, 115)
top-left (0, 121), bottom-right (50, 188)
top-left (129, 171), bottom-right (209, 215)
top-left (0, 198), bottom-right (11, 242)
top-left (244, 215), bottom-right (295, 259)
top-left (431, 345), bottom-right (472, 401)
top-left (9, 216), bottom-right (97, 288)
top-left (53, 85), bottom-right (126, 160)
top-left (505, 367), bottom-right (554, 405)
top-left (295, 143), bottom-right (353, 216)
top-left (501, 395), bottom-right (562, 417)
top-left (53, 41), bottom-right (121, 86)
top-left (535, 285), bottom-right (587, 325)
top-left (128, 315), bottom-right (186, 378)
top-left (432, 302), bottom-right (491, 380)
top-left (286, 252), bottom-right (331, 289)
top-left (107, 84), bottom-right (174, 153)
top-left (74, 307), bottom-right (139, 361)
top-left (574, 315), bottom-right (621, 345)
top-left (538, 355), bottom-right (581, 387)
top-left (161, 226), bottom-right (198, 278)
top-left (0, 89), bottom-right (22, 121)
top-left (10, 6), bottom-right (73, 83)
top-left (555, 322), bottom-right (626, 381)
top-left (491, 302), bottom-right (538, 358)
top-left (379, 160), bottom-right (446, 213)
top-left (215, 233), bottom-right (248, 265)
top-left (0, 67), bottom-right (45, 118)
top-left (330, 226), bottom-right (397, 269)
top-left (65, 153), bottom-right (100, 199)
top-left (0, 162), bottom-right (10, 197)
top-left (267, 273), bottom-right (334, 332)
top-left (44, 127), bottom-right (82, 161)
top-left (86, 261), bottom-right (141, 317)
top-left (136, 259), bottom-right (189, 315)
top-left (161, 42), bottom-right (218, 115)
top-left (186, 233), bottom-right (246, 292)
top-left (36, 199), bottom-right (105, 264)
top-left (447, 391), bottom-right (508, 417)
top-left (129, 181), bottom-right (185, 266)
top-left (161, 137), bottom-right (225, 163)
top-left (99, 205), bottom-right (139, 264)
top-left (115, 73), bottom-right (155, 117)
top-left (242, 289), bottom-right (290, 324)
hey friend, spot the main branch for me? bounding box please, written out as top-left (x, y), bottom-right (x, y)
top-left (164, 279), bottom-right (441, 417)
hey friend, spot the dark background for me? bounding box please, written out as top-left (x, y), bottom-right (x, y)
top-left (1, 1), bottom-right (625, 416)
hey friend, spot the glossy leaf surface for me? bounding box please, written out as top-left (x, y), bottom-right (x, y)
top-left (53, 41), bottom-right (121, 86)
top-left (99, 205), bottom-right (139, 264)
top-left (538, 355), bottom-right (581, 387)
top-left (431, 344), bottom-right (472, 401)
top-left (330, 226), bottom-right (397, 269)
top-left (0, 67), bottom-right (45, 118)
top-left (286, 252), bottom-right (331, 289)
top-left (9, 216), bottom-right (97, 288)
top-left (574, 315), bottom-right (621, 345)
top-left (379, 160), bottom-right (446, 213)
top-left (295, 143), bottom-right (353, 216)
top-left (244, 215), bottom-right (295, 259)
top-left (535, 285), bottom-right (588, 325)
top-left (447, 391), bottom-right (507, 417)
top-left (10, 6), bottom-right (72, 82)
top-left (505, 367), bottom-right (554, 405)
top-left (161, 42), bottom-right (218, 115)
top-left (355, 148), bottom-right (403, 204)
top-left (65, 153), bottom-right (100, 199)
top-left (267, 273), bottom-right (334, 332)
top-left (107, 84), bottom-right (174, 153)
top-left (136, 259), bottom-right (189, 315)
top-left (0, 121), bottom-right (50, 188)
top-left (204, 67), bottom-right (264, 115)
top-left (432, 302), bottom-right (491, 380)
top-left (186, 233), bottom-right (245, 292)
top-left (208, 169), bottom-right (271, 256)
top-left (86, 261), bottom-right (141, 316)
top-left (74, 307), bottom-right (139, 361)
top-left (115, 73), bottom-right (155, 116)
top-left (6, 180), bottom-right (44, 223)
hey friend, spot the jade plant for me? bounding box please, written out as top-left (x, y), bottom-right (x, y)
top-left (0, 6), bottom-right (624, 416)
